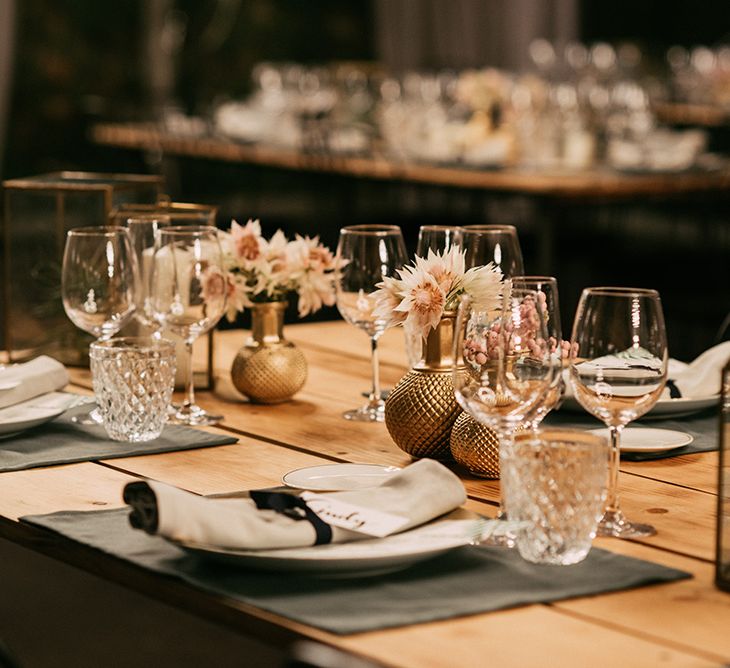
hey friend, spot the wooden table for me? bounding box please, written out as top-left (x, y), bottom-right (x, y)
top-left (1, 323), bottom-right (729, 667)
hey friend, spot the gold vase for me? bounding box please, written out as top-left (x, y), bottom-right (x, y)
top-left (230, 302), bottom-right (307, 404)
top-left (450, 412), bottom-right (501, 478)
top-left (384, 312), bottom-right (466, 460)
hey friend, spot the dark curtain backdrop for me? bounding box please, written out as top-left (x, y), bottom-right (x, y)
top-left (375, 0), bottom-right (579, 72)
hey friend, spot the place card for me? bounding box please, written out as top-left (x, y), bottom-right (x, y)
top-left (301, 492), bottom-right (409, 538)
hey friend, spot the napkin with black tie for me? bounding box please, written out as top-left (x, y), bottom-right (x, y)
top-left (123, 459), bottom-right (467, 550)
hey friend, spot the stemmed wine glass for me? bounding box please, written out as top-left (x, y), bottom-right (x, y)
top-left (461, 224), bottom-right (525, 277)
top-left (453, 283), bottom-right (557, 542)
top-left (150, 225), bottom-right (227, 426)
top-left (569, 287), bottom-right (668, 538)
top-left (125, 214), bottom-right (170, 333)
top-left (61, 226), bottom-right (137, 423)
top-left (512, 276), bottom-right (566, 428)
top-left (416, 225), bottom-right (463, 256)
top-left (335, 225), bottom-right (408, 421)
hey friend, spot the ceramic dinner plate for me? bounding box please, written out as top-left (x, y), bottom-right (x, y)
top-left (171, 518), bottom-right (482, 577)
top-left (283, 463), bottom-right (402, 491)
top-left (588, 427), bottom-right (693, 453)
top-left (0, 392), bottom-right (73, 439)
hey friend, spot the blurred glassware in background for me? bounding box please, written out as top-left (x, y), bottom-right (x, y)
top-left (209, 39), bottom-right (720, 173)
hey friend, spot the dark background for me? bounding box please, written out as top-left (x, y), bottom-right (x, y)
top-left (1, 0), bottom-right (729, 359)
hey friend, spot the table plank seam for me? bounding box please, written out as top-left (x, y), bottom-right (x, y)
top-left (619, 468), bottom-right (718, 497)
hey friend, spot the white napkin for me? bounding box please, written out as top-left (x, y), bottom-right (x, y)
top-left (124, 459), bottom-right (467, 551)
top-left (666, 341), bottom-right (730, 398)
top-left (0, 356), bottom-right (70, 410)
top-left (563, 341), bottom-right (730, 402)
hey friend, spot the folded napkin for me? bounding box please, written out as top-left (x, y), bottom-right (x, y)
top-left (665, 341), bottom-right (730, 398)
top-left (123, 459), bottom-right (467, 551)
top-left (564, 341), bottom-right (730, 402)
top-left (0, 356), bottom-right (69, 410)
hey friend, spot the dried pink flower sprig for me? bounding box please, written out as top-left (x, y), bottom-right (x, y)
top-left (463, 290), bottom-right (576, 365)
top-left (220, 219), bottom-right (337, 321)
top-left (372, 246), bottom-right (503, 341)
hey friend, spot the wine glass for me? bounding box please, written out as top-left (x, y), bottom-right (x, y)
top-left (151, 225), bottom-right (227, 426)
top-left (453, 283), bottom-right (557, 542)
top-left (461, 225), bottom-right (525, 277)
top-left (62, 226), bottom-right (137, 423)
top-left (511, 276), bottom-right (566, 427)
top-left (125, 214), bottom-right (170, 332)
top-left (335, 225), bottom-right (408, 421)
top-left (416, 225), bottom-right (463, 256)
top-left (569, 287), bottom-right (668, 538)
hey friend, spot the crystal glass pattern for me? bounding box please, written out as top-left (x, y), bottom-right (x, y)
top-left (501, 428), bottom-right (608, 565)
top-left (90, 337), bottom-right (176, 442)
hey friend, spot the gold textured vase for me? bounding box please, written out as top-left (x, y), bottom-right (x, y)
top-left (384, 312), bottom-right (466, 460)
top-left (230, 302), bottom-right (307, 404)
top-left (450, 412), bottom-right (501, 478)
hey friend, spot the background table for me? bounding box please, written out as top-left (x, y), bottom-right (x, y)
top-left (0, 322), bottom-right (728, 667)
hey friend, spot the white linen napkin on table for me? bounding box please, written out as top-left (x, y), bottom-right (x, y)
top-left (0, 356), bottom-right (70, 410)
top-left (563, 341), bottom-right (730, 401)
top-left (123, 459), bottom-right (467, 551)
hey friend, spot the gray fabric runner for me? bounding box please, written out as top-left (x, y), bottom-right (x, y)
top-left (22, 508), bottom-right (690, 635)
top-left (0, 407), bottom-right (237, 472)
top-left (547, 409), bottom-right (718, 461)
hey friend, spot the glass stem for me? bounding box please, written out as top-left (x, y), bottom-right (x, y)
top-left (497, 428), bottom-right (515, 519)
top-left (369, 335), bottom-right (381, 406)
top-left (606, 425), bottom-right (622, 514)
top-left (182, 340), bottom-right (195, 412)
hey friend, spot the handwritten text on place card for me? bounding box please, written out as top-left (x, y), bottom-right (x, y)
top-left (301, 492), bottom-right (409, 538)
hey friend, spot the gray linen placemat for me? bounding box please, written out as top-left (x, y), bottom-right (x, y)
top-left (546, 410), bottom-right (718, 461)
top-left (0, 408), bottom-right (238, 472)
top-left (22, 508), bottom-right (690, 635)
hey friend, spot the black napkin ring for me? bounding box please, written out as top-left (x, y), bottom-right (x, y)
top-left (250, 490), bottom-right (333, 546)
top-left (666, 379), bottom-right (682, 399)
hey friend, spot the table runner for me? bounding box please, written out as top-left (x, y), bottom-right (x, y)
top-left (0, 407), bottom-right (237, 472)
top-left (548, 410), bottom-right (718, 461)
top-left (22, 508), bottom-right (690, 635)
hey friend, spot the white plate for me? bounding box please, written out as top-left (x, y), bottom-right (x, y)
top-left (588, 427), bottom-right (693, 453)
top-left (171, 518), bottom-right (481, 576)
top-left (283, 463), bottom-right (402, 491)
top-left (562, 394), bottom-right (718, 419)
top-left (0, 392), bottom-right (74, 439)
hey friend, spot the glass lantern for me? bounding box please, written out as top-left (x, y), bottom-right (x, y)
top-left (716, 359), bottom-right (730, 591)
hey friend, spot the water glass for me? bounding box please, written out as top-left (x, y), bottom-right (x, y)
top-left (90, 337), bottom-right (176, 442)
top-left (501, 428), bottom-right (609, 565)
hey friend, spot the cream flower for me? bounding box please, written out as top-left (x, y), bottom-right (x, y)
top-left (414, 246), bottom-right (465, 300)
top-left (396, 266), bottom-right (446, 340)
top-left (230, 219), bottom-right (262, 261)
top-left (372, 275), bottom-right (407, 328)
top-left (461, 262), bottom-right (503, 311)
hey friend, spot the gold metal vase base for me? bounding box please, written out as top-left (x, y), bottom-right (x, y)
top-left (384, 312), bottom-right (464, 460)
top-left (449, 412), bottom-right (501, 478)
top-left (230, 302), bottom-right (307, 404)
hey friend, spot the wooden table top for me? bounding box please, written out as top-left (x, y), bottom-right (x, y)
top-left (91, 122), bottom-right (730, 200)
top-left (2, 322), bottom-right (729, 667)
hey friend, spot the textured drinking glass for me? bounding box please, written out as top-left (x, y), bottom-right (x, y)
top-left (501, 428), bottom-right (609, 565)
top-left (336, 225), bottom-right (408, 421)
top-left (89, 337), bottom-right (176, 442)
top-left (461, 225), bottom-right (525, 277)
top-left (570, 287), bottom-right (668, 538)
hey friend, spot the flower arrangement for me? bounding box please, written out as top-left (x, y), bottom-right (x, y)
top-left (219, 219), bottom-right (337, 321)
top-left (372, 246), bottom-right (503, 340)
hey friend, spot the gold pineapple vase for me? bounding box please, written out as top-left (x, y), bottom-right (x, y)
top-left (450, 412), bottom-right (501, 478)
top-left (231, 302), bottom-right (307, 404)
top-left (385, 312), bottom-right (465, 460)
